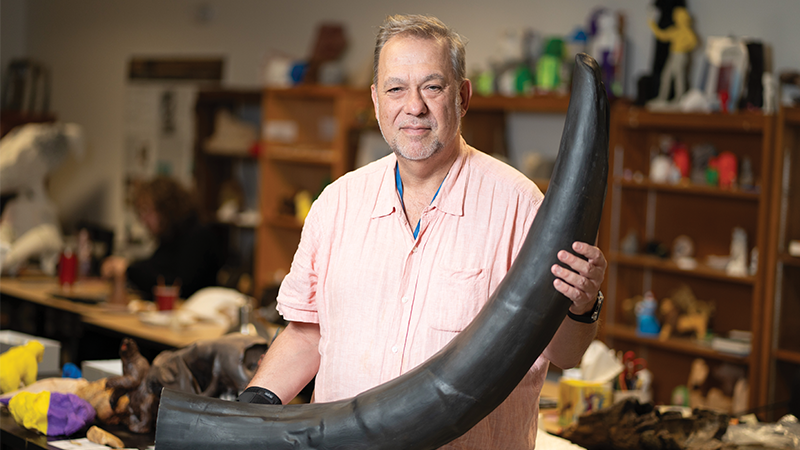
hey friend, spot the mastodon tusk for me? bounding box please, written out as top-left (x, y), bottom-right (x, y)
top-left (154, 53), bottom-right (609, 450)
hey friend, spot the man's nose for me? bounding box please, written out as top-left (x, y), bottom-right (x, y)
top-left (403, 89), bottom-right (427, 116)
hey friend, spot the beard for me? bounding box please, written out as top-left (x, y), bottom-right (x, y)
top-left (385, 121), bottom-right (444, 161)
top-left (376, 95), bottom-right (462, 162)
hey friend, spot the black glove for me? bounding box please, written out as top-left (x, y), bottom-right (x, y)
top-left (237, 386), bottom-right (282, 405)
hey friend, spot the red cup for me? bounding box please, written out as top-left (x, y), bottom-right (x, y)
top-left (59, 251), bottom-right (77, 287)
top-left (154, 285), bottom-right (179, 311)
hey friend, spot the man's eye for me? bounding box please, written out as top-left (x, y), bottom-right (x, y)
top-left (386, 87), bottom-right (402, 93)
top-left (426, 85), bottom-right (443, 92)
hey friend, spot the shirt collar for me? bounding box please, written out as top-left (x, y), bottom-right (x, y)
top-left (432, 142), bottom-right (468, 217)
top-left (372, 153), bottom-right (401, 219)
top-left (371, 141), bottom-right (470, 219)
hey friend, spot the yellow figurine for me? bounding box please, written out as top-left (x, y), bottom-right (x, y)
top-left (0, 341), bottom-right (45, 394)
top-left (648, 7), bottom-right (698, 105)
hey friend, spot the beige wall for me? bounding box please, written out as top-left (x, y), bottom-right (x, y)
top-left (2, 0), bottom-right (799, 243)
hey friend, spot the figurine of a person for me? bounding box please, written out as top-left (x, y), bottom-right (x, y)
top-left (648, 7), bottom-right (697, 105)
top-left (635, 291), bottom-right (661, 336)
top-left (589, 9), bottom-right (623, 98)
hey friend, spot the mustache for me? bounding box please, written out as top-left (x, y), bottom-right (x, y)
top-left (399, 119), bottom-right (435, 128)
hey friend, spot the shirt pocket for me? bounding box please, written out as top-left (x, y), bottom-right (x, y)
top-left (428, 267), bottom-right (489, 332)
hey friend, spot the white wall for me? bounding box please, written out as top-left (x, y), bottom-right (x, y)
top-left (3, 0), bottom-right (800, 239)
top-left (1, 0), bottom-right (27, 72)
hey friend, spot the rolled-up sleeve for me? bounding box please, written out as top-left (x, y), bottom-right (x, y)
top-left (275, 197), bottom-right (324, 324)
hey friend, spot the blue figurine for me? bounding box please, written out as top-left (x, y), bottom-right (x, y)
top-left (635, 291), bottom-right (661, 336)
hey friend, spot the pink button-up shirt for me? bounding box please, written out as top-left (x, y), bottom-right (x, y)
top-left (278, 144), bottom-right (548, 449)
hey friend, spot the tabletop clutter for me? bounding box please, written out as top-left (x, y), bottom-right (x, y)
top-left (0, 282), bottom-right (273, 449)
top-left (1, 332), bottom-right (269, 448)
top-left (2, 331), bottom-right (800, 449)
top-left (2, 321), bottom-right (798, 449)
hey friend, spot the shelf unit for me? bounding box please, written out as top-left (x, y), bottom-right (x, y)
top-left (193, 88), bottom-right (262, 289)
top-left (462, 93), bottom-right (570, 158)
top-left (761, 105), bottom-right (800, 419)
top-left (462, 93), bottom-right (571, 193)
top-left (255, 86), bottom-right (371, 295)
top-left (598, 103), bottom-right (774, 411)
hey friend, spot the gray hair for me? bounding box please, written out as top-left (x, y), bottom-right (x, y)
top-left (373, 14), bottom-right (467, 85)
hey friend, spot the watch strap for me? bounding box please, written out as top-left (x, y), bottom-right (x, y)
top-left (567, 291), bottom-right (604, 324)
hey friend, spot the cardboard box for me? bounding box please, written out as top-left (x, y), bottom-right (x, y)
top-left (0, 330), bottom-right (61, 378)
top-left (557, 378), bottom-right (613, 427)
top-left (81, 359), bottom-right (123, 382)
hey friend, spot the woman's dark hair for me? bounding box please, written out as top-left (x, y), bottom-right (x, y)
top-left (133, 176), bottom-right (199, 241)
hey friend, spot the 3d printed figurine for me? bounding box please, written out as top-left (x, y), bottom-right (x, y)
top-left (635, 292), bottom-right (661, 336)
top-left (726, 227), bottom-right (748, 277)
top-left (647, 7), bottom-right (697, 107)
top-left (691, 143), bottom-right (718, 185)
top-left (496, 28), bottom-right (527, 96)
top-left (0, 123), bottom-right (84, 275)
top-left (711, 151), bottom-right (738, 189)
top-left (658, 284), bottom-right (713, 341)
top-left (155, 54), bottom-right (609, 450)
top-left (671, 143), bottom-right (690, 179)
top-left (762, 72), bottom-right (777, 114)
top-left (588, 8), bottom-right (624, 98)
top-left (701, 37), bottom-right (748, 112)
top-left (650, 153), bottom-right (676, 184)
top-left (537, 37), bottom-right (566, 92)
top-left (109, 334), bottom-right (268, 434)
top-left (0, 341), bottom-right (44, 394)
top-left (635, 0), bottom-right (686, 105)
top-left (672, 234), bottom-right (696, 270)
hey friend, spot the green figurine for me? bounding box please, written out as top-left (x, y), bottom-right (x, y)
top-left (537, 37), bottom-right (566, 91)
top-left (514, 63), bottom-right (535, 95)
top-left (475, 65), bottom-right (495, 96)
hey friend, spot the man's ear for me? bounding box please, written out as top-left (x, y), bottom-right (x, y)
top-left (459, 79), bottom-right (472, 117)
top-left (371, 84), bottom-right (379, 121)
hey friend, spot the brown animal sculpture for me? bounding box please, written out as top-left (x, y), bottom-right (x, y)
top-left (658, 284), bottom-right (714, 341)
top-left (106, 339), bottom-right (150, 409)
top-left (75, 379), bottom-right (130, 425)
top-left (109, 333), bottom-right (268, 433)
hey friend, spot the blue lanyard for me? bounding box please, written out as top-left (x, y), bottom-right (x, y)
top-left (395, 165), bottom-right (444, 239)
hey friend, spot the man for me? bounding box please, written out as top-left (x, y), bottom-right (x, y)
top-left (243, 14), bottom-right (606, 449)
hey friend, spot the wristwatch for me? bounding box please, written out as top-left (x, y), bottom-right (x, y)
top-left (567, 291), bottom-right (604, 324)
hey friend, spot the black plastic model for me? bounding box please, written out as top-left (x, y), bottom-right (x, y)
top-left (154, 53), bottom-right (609, 450)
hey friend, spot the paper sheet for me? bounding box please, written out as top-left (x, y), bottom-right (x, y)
top-left (49, 437), bottom-right (137, 450)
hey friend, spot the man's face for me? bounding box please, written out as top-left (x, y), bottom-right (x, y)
top-left (371, 35), bottom-right (468, 162)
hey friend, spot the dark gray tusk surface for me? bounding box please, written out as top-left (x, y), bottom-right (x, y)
top-left (154, 52), bottom-right (609, 450)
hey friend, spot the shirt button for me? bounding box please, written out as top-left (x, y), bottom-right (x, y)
top-left (401, 296), bottom-right (408, 304)
top-left (411, 247), bottom-right (418, 253)
top-left (392, 346), bottom-right (398, 353)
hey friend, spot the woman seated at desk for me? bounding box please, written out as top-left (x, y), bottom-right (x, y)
top-left (102, 176), bottom-right (223, 300)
